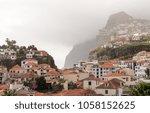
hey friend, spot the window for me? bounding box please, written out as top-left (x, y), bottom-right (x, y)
top-left (88, 81), bottom-right (92, 86)
top-left (105, 90), bottom-right (108, 94)
top-left (97, 76), bottom-right (99, 78)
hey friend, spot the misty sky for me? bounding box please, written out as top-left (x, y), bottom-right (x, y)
top-left (0, 0), bottom-right (150, 68)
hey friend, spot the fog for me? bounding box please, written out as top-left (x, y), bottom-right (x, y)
top-left (0, 0), bottom-right (150, 68)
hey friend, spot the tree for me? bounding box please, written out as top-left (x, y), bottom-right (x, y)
top-left (51, 82), bottom-right (63, 93)
top-left (2, 89), bottom-right (16, 96)
top-left (130, 82), bottom-right (150, 96)
top-left (27, 45), bottom-right (37, 50)
top-left (68, 81), bottom-right (77, 89)
top-left (5, 38), bottom-right (16, 49)
top-left (35, 76), bottom-right (47, 91)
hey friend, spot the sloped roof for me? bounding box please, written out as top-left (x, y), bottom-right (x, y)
top-left (11, 65), bottom-right (25, 70)
top-left (96, 78), bottom-right (124, 89)
top-left (104, 73), bottom-right (129, 77)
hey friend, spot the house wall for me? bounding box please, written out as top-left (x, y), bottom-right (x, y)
top-left (83, 80), bottom-right (99, 90)
top-left (63, 74), bottom-right (78, 82)
top-left (95, 89), bottom-right (116, 96)
top-left (101, 76), bottom-right (131, 82)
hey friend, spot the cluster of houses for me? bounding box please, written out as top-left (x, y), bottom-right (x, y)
top-left (101, 33), bottom-right (150, 49)
top-left (1, 48), bottom-right (150, 96)
top-left (0, 48), bottom-right (65, 96)
top-left (71, 50), bottom-right (150, 96)
top-left (0, 48), bottom-right (17, 60)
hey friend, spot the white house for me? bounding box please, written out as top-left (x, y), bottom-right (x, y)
top-left (101, 73), bottom-right (131, 82)
top-left (92, 63), bottom-right (117, 78)
top-left (0, 49), bottom-right (17, 60)
top-left (83, 74), bottom-right (105, 90)
top-left (135, 60), bottom-right (150, 78)
top-left (21, 59), bottom-right (38, 69)
top-left (26, 50), bottom-right (34, 59)
top-left (133, 51), bottom-right (150, 61)
top-left (9, 65), bottom-right (27, 74)
top-left (118, 60), bottom-right (136, 70)
top-left (95, 78), bottom-right (124, 96)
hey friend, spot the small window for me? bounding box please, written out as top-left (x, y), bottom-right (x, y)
top-left (105, 90), bottom-right (108, 94)
top-left (88, 81), bottom-right (92, 86)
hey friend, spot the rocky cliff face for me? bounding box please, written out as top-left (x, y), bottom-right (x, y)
top-left (64, 11), bottom-right (150, 68)
top-left (64, 38), bottom-right (98, 68)
top-left (105, 11), bottom-right (133, 29)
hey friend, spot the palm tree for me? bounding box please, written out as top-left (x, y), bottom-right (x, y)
top-left (130, 82), bottom-right (150, 96)
top-left (2, 89), bottom-right (16, 96)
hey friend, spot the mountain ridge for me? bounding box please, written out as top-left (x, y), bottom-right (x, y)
top-left (64, 11), bottom-right (150, 68)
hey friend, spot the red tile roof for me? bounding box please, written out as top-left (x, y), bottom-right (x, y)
top-left (100, 63), bottom-right (115, 68)
top-left (104, 73), bottom-right (129, 77)
top-left (50, 89), bottom-right (88, 96)
top-left (10, 65), bottom-right (25, 70)
top-left (96, 78), bottom-right (124, 89)
top-left (0, 84), bottom-right (9, 90)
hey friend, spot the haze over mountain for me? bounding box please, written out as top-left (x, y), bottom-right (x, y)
top-left (1, 0), bottom-right (150, 68)
top-left (64, 11), bottom-right (150, 68)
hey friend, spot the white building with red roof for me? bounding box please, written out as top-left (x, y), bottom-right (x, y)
top-left (101, 73), bottom-right (131, 82)
top-left (26, 50), bottom-right (48, 59)
top-left (21, 59), bottom-right (38, 69)
top-left (95, 78), bottom-right (125, 96)
top-left (9, 65), bottom-right (27, 74)
top-left (133, 51), bottom-right (150, 61)
top-left (83, 74), bottom-right (105, 90)
top-left (92, 63), bottom-right (118, 78)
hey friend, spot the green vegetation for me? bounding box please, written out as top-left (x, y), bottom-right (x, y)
top-left (68, 81), bottom-right (78, 89)
top-left (96, 42), bottom-right (150, 60)
top-left (35, 76), bottom-right (48, 91)
top-left (130, 82), bottom-right (150, 96)
top-left (2, 89), bottom-right (16, 96)
top-left (51, 82), bottom-right (63, 93)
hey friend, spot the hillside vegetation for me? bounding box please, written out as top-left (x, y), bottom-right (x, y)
top-left (90, 42), bottom-right (150, 60)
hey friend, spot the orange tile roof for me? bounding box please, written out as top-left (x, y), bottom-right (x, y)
top-left (0, 69), bottom-right (8, 73)
top-left (50, 89), bottom-right (88, 96)
top-left (11, 65), bottom-right (25, 70)
top-left (100, 63), bottom-right (115, 68)
top-left (47, 71), bottom-right (61, 76)
top-left (104, 73), bottom-right (129, 77)
top-left (96, 78), bottom-right (124, 89)
top-left (26, 62), bottom-right (38, 66)
top-left (0, 84), bottom-right (9, 90)
top-left (63, 70), bottom-right (77, 75)
top-left (137, 60), bottom-right (149, 64)
top-left (39, 64), bottom-right (50, 67)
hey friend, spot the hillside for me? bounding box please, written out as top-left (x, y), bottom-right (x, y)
top-left (0, 39), bottom-right (57, 70)
top-left (64, 11), bottom-right (150, 67)
top-left (90, 42), bottom-right (150, 60)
